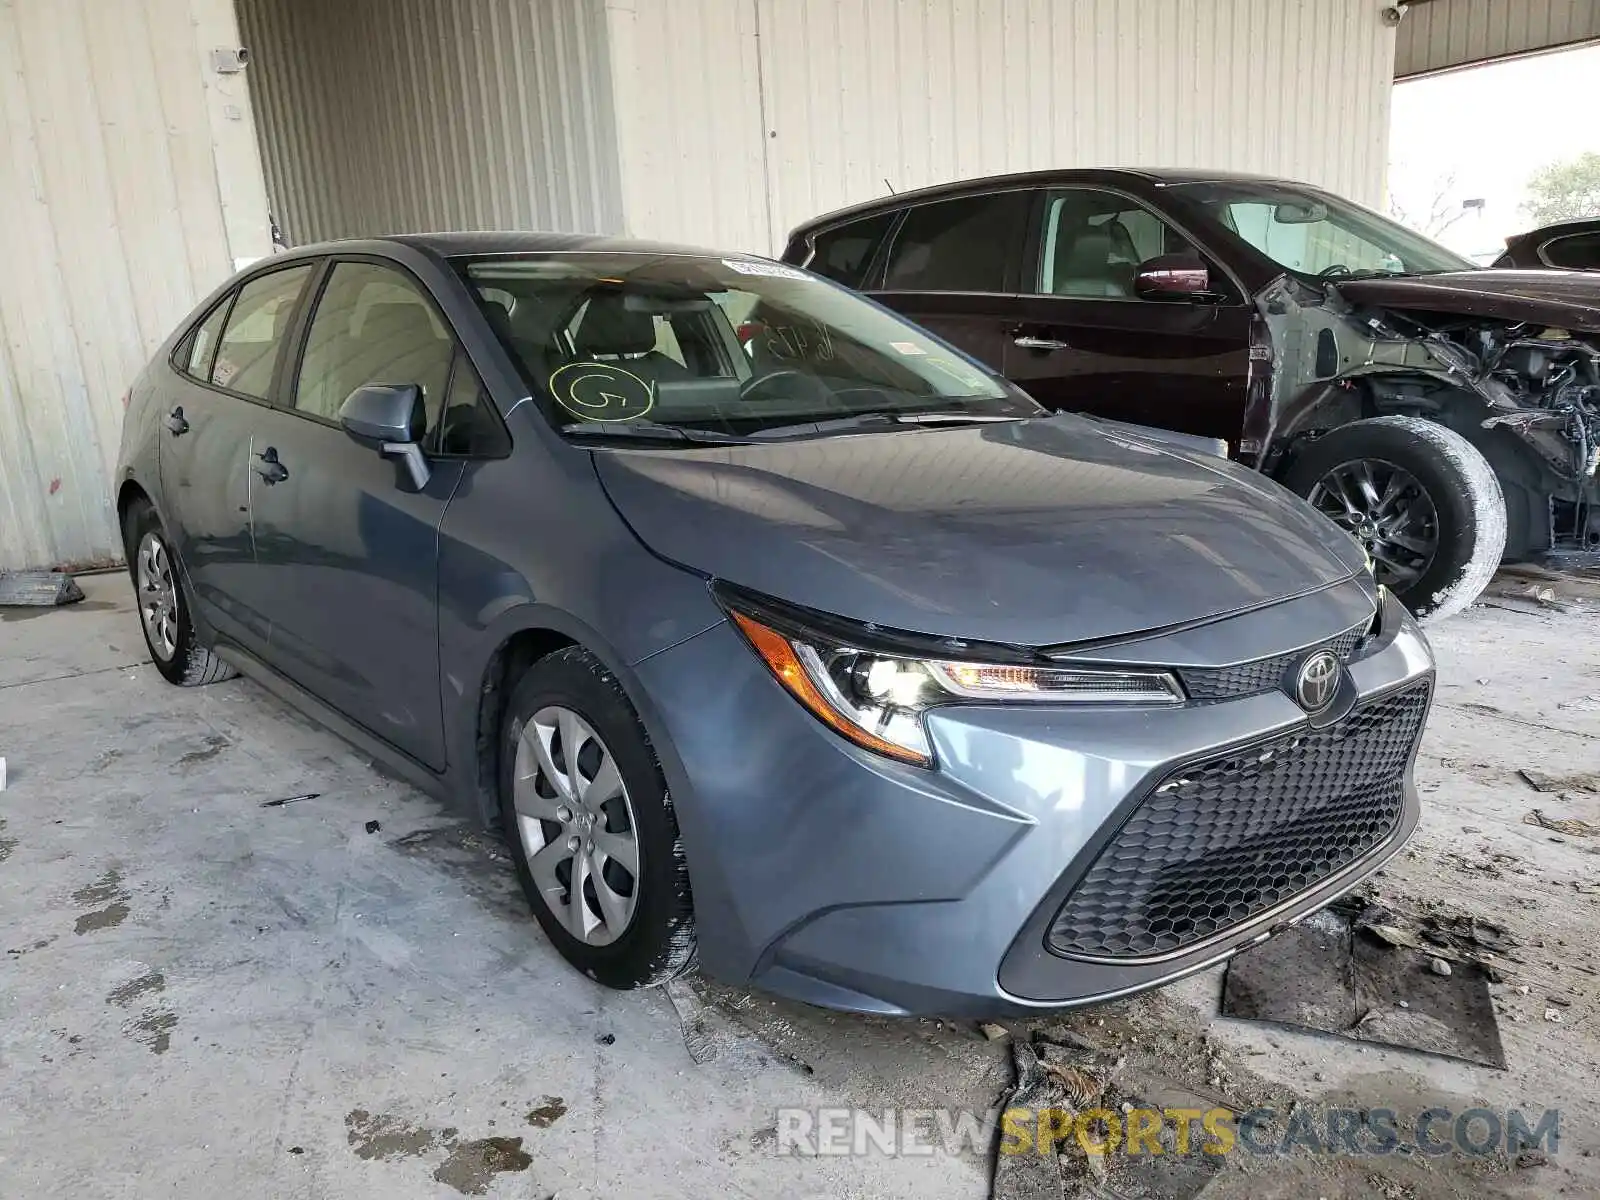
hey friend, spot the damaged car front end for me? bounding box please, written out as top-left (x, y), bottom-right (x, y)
top-left (1166, 181), bottom-right (1600, 612)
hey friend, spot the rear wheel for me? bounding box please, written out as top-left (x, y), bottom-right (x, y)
top-left (122, 500), bottom-right (237, 686)
top-left (499, 646), bottom-right (696, 989)
top-left (1283, 415), bottom-right (1506, 621)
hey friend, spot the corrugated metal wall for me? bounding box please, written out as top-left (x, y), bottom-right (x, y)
top-left (0, 0), bottom-right (273, 571)
top-left (1397, 0), bottom-right (1600, 78)
top-left (238, 0), bottom-right (624, 245)
top-left (605, 0), bottom-right (1396, 254)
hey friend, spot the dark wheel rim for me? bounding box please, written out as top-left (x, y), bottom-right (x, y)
top-left (1308, 457), bottom-right (1439, 590)
top-left (512, 705), bottom-right (640, 947)
top-left (136, 530), bottom-right (179, 662)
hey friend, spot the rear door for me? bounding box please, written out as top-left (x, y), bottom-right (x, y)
top-left (865, 190), bottom-right (1031, 373)
top-left (1003, 188), bottom-right (1251, 442)
top-left (160, 263), bottom-right (317, 653)
top-left (247, 257), bottom-right (471, 769)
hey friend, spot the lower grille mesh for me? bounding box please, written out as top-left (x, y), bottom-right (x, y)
top-left (1046, 681), bottom-right (1430, 960)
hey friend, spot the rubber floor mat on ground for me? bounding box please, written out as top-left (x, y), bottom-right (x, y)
top-left (1220, 909), bottom-right (1506, 1069)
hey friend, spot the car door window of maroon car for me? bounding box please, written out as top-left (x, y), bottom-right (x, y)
top-left (1036, 189), bottom-right (1204, 298)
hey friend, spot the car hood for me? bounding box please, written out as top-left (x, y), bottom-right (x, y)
top-left (592, 417), bottom-right (1366, 648)
top-left (1334, 270), bottom-right (1600, 332)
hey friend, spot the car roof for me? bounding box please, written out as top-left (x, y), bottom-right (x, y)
top-left (282, 231), bottom-right (739, 260)
top-left (787, 167), bottom-right (1312, 239)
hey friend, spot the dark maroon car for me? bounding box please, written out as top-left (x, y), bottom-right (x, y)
top-left (784, 169), bottom-right (1600, 618)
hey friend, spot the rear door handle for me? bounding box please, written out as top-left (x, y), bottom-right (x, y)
top-left (165, 406), bottom-right (190, 436)
top-left (253, 447), bottom-right (289, 485)
top-left (1012, 334), bottom-right (1074, 353)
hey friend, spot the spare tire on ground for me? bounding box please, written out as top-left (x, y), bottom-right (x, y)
top-left (1282, 415), bottom-right (1506, 621)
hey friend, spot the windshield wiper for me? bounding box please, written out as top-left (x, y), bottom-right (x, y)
top-left (747, 410), bottom-right (1028, 440)
top-left (560, 421), bottom-right (748, 444)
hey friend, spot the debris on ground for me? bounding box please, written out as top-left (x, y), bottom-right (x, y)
top-left (1518, 768), bottom-right (1600, 794)
top-left (1524, 809), bottom-right (1600, 837)
top-left (1222, 903), bottom-right (1507, 1068)
top-left (260, 792), bottom-right (321, 808)
top-left (979, 1022), bottom-right (1010, 1041)
top-left (364, 819), bottom-right (381, 834)
top-left (0, 570), bottom-right (84, 607)
top-left (664, 976), bottom-right (724, 1064)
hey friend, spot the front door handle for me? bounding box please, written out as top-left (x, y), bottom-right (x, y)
top-left (253, 447), bottom-right (289, 485)
top-left (1012, 334), bottom-right (1074, 353)
top-left (165, 406), bottom-right (190, 436)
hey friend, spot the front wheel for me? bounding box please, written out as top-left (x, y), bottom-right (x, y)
top-left (1283, 415), bottom-right (1506, 621)
top-left (499, 646), bottom-right (696, 989)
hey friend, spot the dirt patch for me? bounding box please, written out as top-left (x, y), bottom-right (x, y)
top-left (106, 971), bottom-right (164, 1007)
top-left (0, 819), bottom-right (16, 863)
top-left (345, 1109), bottom-right (453, 1161)
top-left (344, 1109), bottom-right (533, 1195)
top-left (74, 903), bottom-right (129, 934)
top-left (72, 868), bottom-right (128, 906)
top-left (525, 1096), bottom-right (566, 1128)
top-left (125, 1009), bottom-right (177, 1054)
top-left (175, 734), bottom-right (230, 769)
top-left (432, 1136), bottom-right (532, 1195)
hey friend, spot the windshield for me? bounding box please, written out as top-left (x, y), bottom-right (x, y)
top-left (1169, 182), bottom-right (1475, 279)
top-left (459, 253), bottom-right (1036, 438)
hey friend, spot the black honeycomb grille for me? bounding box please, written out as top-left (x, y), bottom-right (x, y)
top-left (1179, 625), bottom-right (1367, 702)
top-left (1046, 681), bottom-right (1430, 960)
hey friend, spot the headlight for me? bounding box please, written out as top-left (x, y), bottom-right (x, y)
top-left (726, 605), bottom-right (1183, 768)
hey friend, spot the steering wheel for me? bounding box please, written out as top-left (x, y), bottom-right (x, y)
top-left (1318, 264), bottom-right (1352, 278)
top-left (739, 368), bottom-right (836, 407)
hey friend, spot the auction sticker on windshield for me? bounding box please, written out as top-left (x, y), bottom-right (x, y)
top-left (721, 259), bottom-right (810, 281)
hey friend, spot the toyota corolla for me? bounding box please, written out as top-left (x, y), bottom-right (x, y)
top-left (114, 233), bottom-right (1435, 1015)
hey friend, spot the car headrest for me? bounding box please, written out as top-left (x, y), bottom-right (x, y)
top-left (357, 302), bottom-right (443, 343)
top-left (571, 293), bottom-right (657, 357)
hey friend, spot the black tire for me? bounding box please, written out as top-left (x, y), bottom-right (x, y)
top-left (122, 499), bottom-right (238, 687)
top-left (498, 646), bottom-right (696, 989)
top-left (1282, 415), bottom-right (1506, 621)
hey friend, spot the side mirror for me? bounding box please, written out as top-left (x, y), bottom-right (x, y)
top-left (339, 383), bottom-right (431, 489)
top-left (1134, 254), bottom-right (1218, 302)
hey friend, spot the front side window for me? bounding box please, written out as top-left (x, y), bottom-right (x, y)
top-left (1170, 182), bottom-right (1473, 279)
top-left (1542, 232), bottom-right (1600, 270)
top-left (807, 213), bottom-right (896, 287)
top-left (880, 192), bottom-right (1029, 293)
top-left (293, 262), bottom-right (455, 428)
top-left (460, 254), bottom-right (1035, 438)
top-left (1035, 189), bottom-right (1203, 298)
top-left (210, 265), bottom-right (315, 399)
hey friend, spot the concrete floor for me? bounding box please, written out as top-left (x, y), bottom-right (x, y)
top-left (2, 572), bottom-right (1598, 1198)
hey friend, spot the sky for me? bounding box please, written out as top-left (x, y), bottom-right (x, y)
top-left (1388, 43), bottom-right (1600, 262)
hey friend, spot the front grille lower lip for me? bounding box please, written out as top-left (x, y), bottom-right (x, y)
top-left (1043, 679), bottom-right (1430, 966)
top-left (1177, 623), bottom-right (1368, 702)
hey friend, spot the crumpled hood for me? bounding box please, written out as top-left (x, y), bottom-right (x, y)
top-left (1335, 270), bottom-right (1600, 333)
top-left (593, 417), bottom-right (1366, 647)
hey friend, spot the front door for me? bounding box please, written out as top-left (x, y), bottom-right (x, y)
top-left (1003, 189), bottom-right (1251, 445)
top-left (248, 259), bottom-right (464, 769)
top-left (160, 263), bottom-right (317, 654)
top-left (866, 189), bottom-right (1031, 374)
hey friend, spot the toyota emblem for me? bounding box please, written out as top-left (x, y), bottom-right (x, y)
top-left (1295, 650), bottom-right (1341, 713)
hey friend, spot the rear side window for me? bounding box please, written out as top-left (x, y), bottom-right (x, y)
top-left (807, 213), bottom-right (896, 287)
top-left (181, 297), bottom-right (232, 380)
top-left (293, 261), bottom-right (455, 429)
top-left (880, 192), bottom-right (1028, 293)
top-left (1542, 232), bottom-right (1600, 270)
top-left (210, 265), bottom-right (315, 399)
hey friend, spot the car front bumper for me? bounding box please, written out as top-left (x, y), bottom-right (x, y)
top-left (632, 582), bottom-right (1434, 1017)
